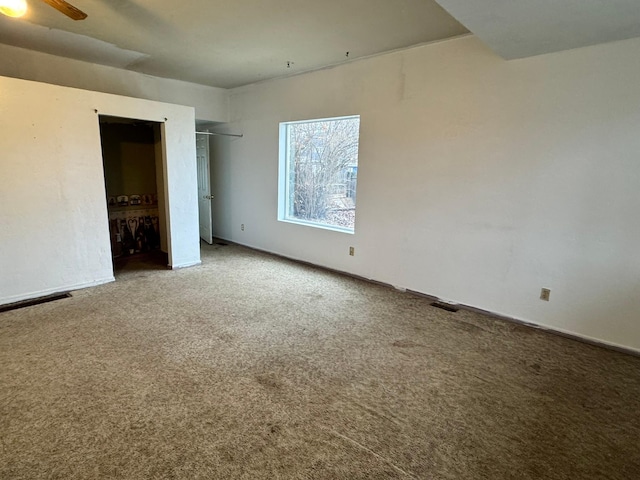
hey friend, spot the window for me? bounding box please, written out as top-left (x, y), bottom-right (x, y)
top-left (278, 115), bottom-right (360, 233)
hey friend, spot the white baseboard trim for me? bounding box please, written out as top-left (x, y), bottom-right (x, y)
top-left (0, 276), bottom-right (115, 307)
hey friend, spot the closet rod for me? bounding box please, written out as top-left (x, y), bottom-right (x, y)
top-left (195, 131), bottom-right (243, 138)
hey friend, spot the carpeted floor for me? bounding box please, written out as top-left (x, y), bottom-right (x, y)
top-left (1, 243), bottom-right (639, 479)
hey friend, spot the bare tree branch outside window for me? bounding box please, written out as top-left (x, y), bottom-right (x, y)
top-left (285, 116), bottom-right (360, 230)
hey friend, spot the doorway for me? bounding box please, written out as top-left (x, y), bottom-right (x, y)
top-left (196, 132), bottom-right (213, 244)
top-left (99, 116), bottom-right (169, 271)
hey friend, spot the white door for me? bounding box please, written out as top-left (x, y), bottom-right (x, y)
top-left (196, 134), bottom-right (213, 244)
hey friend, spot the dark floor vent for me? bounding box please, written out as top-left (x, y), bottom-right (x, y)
top-left (0, 292), bottom-right (71, 313)
top-left (430, 301), bottom-right (459, 313)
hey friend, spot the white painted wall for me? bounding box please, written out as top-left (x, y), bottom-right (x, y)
top-left (0, 43), bottom-right (228, 123)
top-left (0, 76), bottom-right (200, 305)
top-left (215, 35), bottom-right (640, 352)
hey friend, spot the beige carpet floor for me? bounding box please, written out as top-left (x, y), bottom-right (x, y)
top-left (1, 243), bottom-right (639, 479)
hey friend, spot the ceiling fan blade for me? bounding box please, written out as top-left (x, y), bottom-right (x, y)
top-left (40, 0), bottom-right (87, 20)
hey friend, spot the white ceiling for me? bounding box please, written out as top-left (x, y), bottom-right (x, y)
top-left (434, 0), bottom-right (640, 59)
top-left (0, 0), bottom-right (467, 88)
top-left (1, 0), bottom-right (639, 89)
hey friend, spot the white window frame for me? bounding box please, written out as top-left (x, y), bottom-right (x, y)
top-left (278, 115), bottom-right (360, 234)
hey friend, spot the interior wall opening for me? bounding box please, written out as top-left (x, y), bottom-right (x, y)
top-left (99, 115), bottom-right (169, 272)
top-left (196, 120), bottom-right (234, 247)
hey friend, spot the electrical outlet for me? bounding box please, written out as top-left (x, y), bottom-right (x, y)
top-left (241, 224), bottom-right (245, 231)
top-left (540, 288), bottom-right (551, 301)
top-left (349, 246), bottom-right (355, 256)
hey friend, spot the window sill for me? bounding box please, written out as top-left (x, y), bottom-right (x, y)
top-left (278, 217), bottom-right (354, 234)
